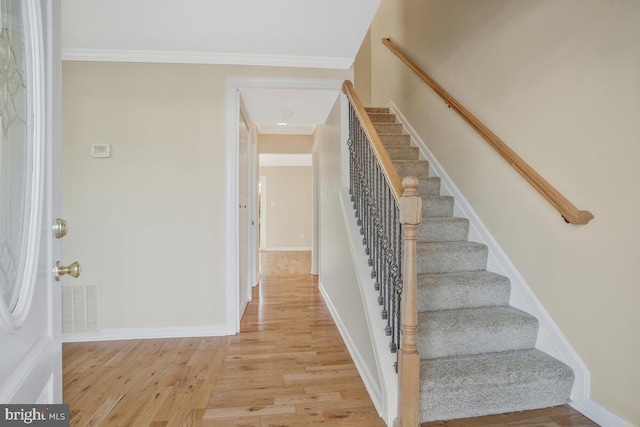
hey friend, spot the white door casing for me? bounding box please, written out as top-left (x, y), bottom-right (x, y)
top-left (0, 0), bottom-right (62, 404)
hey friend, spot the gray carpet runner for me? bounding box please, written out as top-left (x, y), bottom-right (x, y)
top-left (364, 107), bottom-right (574, 422)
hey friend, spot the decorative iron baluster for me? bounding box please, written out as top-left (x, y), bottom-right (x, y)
top-left (346, 101), bottom-right (405, 371)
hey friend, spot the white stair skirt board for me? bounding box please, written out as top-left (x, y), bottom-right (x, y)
top-left (318, 281), bottom-right (387, 425)
top-left (339, 188), bottom-right (398, 426)
top-left (387, 102), bottom-right (590, 402)
top-left (62, 325), bottom-right (227, 343)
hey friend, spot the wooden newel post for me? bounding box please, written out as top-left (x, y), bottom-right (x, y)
top-left (394, 176), bottom-right (422, 427)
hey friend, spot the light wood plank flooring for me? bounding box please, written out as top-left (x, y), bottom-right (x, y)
top-left (63, 251), bottom-right (385, 426)
top-left (259, 250), bottom-right (312, 275)
top-left (64, 251), bottom-right (598, 426)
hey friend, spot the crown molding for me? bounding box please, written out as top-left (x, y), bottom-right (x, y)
top-left (61, 48), bottom-right (354, 69)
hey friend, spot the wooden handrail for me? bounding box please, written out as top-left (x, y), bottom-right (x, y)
top-left (382, 38), bottom-right (594, 225)
top-left (342, 80), bottom-right (404, 203)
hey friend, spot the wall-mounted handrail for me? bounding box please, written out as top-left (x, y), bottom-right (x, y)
top-left (382, 38), bottom-right (594, 225)
top-left (343, 81), bottom-right (403, 203)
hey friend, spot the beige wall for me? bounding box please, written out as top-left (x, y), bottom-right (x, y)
top-left (258, 134), bottom-right (313, 154)
top-left (370, 0), bottom-right (640, 424)
top-left (258, 166), bottom-right (312, 250)
top-left (62, 61), bottom-right (350, 332)
top-left (354, 29), bottom-right (373, 106)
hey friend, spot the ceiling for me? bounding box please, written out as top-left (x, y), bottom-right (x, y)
top-left (61, 0), bottom-right (380, 135)
top-left (240, 88), bottom-right (341, 135)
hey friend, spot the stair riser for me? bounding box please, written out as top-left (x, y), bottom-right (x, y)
top-left (422, 196), bottom-right (454, 217)
top-left (374, 123), bottom-right (403, 133)
top-left (418, 178), bottom-right (441, 197)
top-left (416, 272), bottom-right (511, 311)
top-left (417, 243), bottom-right (487, 274)
top-left (418, 219), bottom-right (469, 242)
top-left (380, 134), bottom-right (411, 147)
top-left (386, 147), bottom-right (420, 160)
top-left (394, 161), bottom-right (430, 178)
top-left (417, 308), bottom-right (539, 359)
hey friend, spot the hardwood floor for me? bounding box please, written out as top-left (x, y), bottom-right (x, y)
top-left (259, 250), bottom-right (312, 275)
top-left (63, 251), bottom-right (384, 426)
top-left (63, 251), bottom-right (598, 426)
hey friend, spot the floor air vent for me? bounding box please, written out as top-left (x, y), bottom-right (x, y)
top-left (62, 283), bottom-right (100, 334)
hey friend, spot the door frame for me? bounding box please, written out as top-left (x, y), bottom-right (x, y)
top-left (224, 76), bottom-right (343, 334)
top-left (258, 175), bottom-right (267, 251)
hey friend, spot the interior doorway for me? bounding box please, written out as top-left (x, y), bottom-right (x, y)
top-left (225, 76), bottom-right (343, 334)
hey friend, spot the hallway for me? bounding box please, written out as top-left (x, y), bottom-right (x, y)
top-left (63, 251), bottom-right (386, 426)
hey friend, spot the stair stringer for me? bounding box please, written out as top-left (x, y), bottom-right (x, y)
top-left (387, 101), bottom-right (590, 403)
top-left (339, 187), bottom-right (398, 426)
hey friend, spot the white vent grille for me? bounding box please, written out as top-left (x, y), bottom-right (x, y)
top-left (62, 283), bottom-right (100, 334)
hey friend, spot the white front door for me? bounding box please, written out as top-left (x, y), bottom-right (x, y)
top-left (0, 0), bottom-right (65, 404)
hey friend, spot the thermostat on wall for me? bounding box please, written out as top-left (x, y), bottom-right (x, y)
top-left (91, 143), bottom-right (111, 158)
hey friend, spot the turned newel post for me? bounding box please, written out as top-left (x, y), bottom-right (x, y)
top-left (395, 176), bottom-right (422, 427)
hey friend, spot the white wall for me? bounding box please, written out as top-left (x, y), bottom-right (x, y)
top-left (369, 1), bottom-right (640, 424)
top-left (316, 96), bottom-right (381, 402)
top-left (62, 61), bottom-right (350, 335)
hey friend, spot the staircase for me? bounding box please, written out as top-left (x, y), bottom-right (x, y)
top-left (364, 107), bottom-right (575, 423)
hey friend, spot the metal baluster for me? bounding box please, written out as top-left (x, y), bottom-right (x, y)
top-left (345, 98), bottom-right (406, 373)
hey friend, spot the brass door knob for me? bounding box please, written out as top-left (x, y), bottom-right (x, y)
top-left (55, 261), bottom-right (81, 281)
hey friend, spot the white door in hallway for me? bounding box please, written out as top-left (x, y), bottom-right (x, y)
top-left (0, 0), bottom-right (65, 404)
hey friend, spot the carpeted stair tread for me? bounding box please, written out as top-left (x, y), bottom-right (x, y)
top-left (417, 271), bottom-right (511, 311)
top-left (419, 217), bottom-right (469, 242)
top-left (365, 107), bottom-right (389, 114)
top-left (416, 306), bottom-right (538, 359)
top-left (386, 146), bottom-right (420, 160)
top-left (368, 112), bottom-right (397, 123)
top-left (419, 349), bottom-right (574, 422)
top-left (422, 196), bottom-right (454, 217)
top-left (379, 133), bottom-right (411, 147)
top-left (393, 160), bottom-right (430, 178)
top-left (416, 241), bottom-right (488, 274)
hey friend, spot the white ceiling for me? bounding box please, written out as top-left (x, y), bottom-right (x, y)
top-left (61, 0), bottom-right (380, 69)
top-left (61, 0), bottom-right (380, 135)
top-left (240, 88), bottom-right (340, 135)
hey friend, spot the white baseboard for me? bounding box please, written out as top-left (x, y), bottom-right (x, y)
top-left (388, 101), bottom-right (590, 402)
top-left (570, 400), bottom-right (633, 427)
top-left (261, 247), bottom-right (312, 251)
top-left (317, 281), bottom-right (385, 422)
top-left (62, 325), bottom-right (227, 343)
